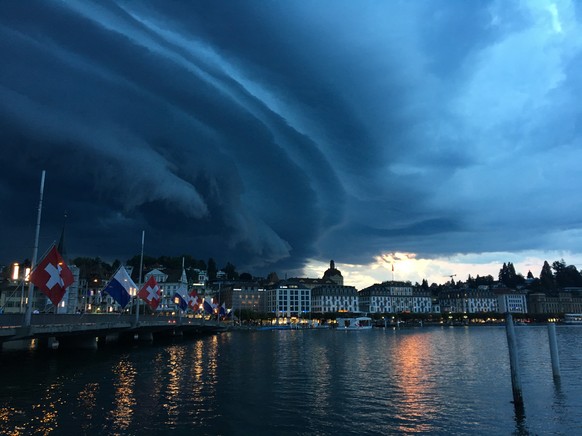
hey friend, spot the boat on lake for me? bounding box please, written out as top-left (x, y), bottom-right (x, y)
top-left (335, 316), bottom-right (373, 330)
top-left (564, 313), bottom-right (582, 324)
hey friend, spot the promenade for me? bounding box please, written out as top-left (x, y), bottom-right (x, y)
top-left (0, 313), bottom-right (226, 350)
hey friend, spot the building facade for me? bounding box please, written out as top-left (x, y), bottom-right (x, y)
top-left (311, 284), bottom-right (358, 313)
top-left (265, 280), bottom-right (311, 319)
top-left (494, 288), bottom-right (528, 313)
top-left (438, 288), bottom-right (498, 314)
top-left (220, 282), bottom-right (265, 314)
top-left (528, 291), bottom-right (582, 314)
top-left (359, 282), bottom-right (432, 314)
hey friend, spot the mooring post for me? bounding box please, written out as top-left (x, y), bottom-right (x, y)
top-left (505, 313), bottom-right (524, 411)
top-left (547, 322), bottom-right (561, 380)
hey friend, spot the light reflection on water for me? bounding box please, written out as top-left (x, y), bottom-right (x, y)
top-left (163, 345), bottom-right (185, 426)
top-left (0, 326), bottom-right (581, 435)
top-left (108, 356), bottom-right (136, 432)
top-left (77, 382), bottom-right (98, 434)
top-left (393, 333), bottom-right (439, 434)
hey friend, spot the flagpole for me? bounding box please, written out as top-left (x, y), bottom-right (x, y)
top-left (135, 230), bottom-right (145, 324)
top-left (24, 170), bottom-right (46, 327)
top-left (180, 257), bottom-right (185, 320)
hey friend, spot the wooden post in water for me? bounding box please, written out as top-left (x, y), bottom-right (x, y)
top-left (505, 313), bottom-right (524, 411)
top-left (547, 323), bottom-right (561, 380)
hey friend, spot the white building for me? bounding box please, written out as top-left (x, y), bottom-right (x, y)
top-left (438, 289), bottom-right (498, 314)
top-left (359, 282), bottom-right (433, 314)
top-left (494, 288), bottom-right (528, 313)
top-left (144, 268), bottom-right (189, 313)
top-left (265, 280), bottom-right (311, 320)
top-left (311, 284), bottom-right (358, 313)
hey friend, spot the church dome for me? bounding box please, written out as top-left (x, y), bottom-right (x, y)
top-left (322, 260), bottom-right (343, 285)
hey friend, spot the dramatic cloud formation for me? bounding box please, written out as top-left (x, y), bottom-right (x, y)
top-left (2, 1), bottom-right (582, 285)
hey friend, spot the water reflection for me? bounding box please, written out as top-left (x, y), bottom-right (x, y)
top-left (77, 382), bottom-right (99, 434)
top-left (0, 328), bottom-right (581, 434)
top-left (309, 338), bottom-right (333, 420)
top-left (30, 382), bottom-right (62, 435)
top-left (108, 355), bottom-right (136, 432)
top-left (163, 345), bottom-right (186, 426)
top-left (189, 339), bottom-right (212, 421)
top-left (393, 334), bottom-right (438, 434)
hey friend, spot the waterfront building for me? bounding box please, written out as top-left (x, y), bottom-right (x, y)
top-left (0, 262), bottom-right (32, 313)
top-left (190, 269), bottom-right (208, 293)
top-left (286, 261), bottom-right (361, 314)
top-left (438, 288), bottom-right (498, 314)
top-left (311, 283), bottom-right (358, 313)
top-left (0, 275), bottom-right (28, 314)
top-left (322, 260), bottom-right (344, 285)
top-left (218, 281), bottom-right (265, 314)
top-left (527, 291), bottom-right (582, 314)
top-left (1, 258), bottom-right (81, 314)
top-left (358, 281), bottom-right (432, 314)
top-left (493, 287), bottom-right (528, 313)
top-left (56, 264), bottom-right (80, 314)
top-left (143, 267), bottom-right (190, 314)
top-left (291, 277), bottom-right (328, 290)
top-left (411, 289), bottom-right (433, 313)
top-left (265, 280), bottom-right (311, 320)
top-left (80, 275), bottom-right (106, 313)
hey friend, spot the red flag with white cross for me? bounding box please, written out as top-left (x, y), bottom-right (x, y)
top-left (188, 289), bottom-right (201, 311)
top-left (29, 245), bottom-right (74, 306)
top-left (138, 275), bottom-right (162, 310)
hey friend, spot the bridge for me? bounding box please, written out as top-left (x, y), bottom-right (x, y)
top-left (0, 313), bottom-right (228, 351)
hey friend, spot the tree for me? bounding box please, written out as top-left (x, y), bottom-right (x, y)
top-left (553, 260), bottom-right (582, 288)
top-left (498, 262), bottom-right (507, 284)
top-left (125, 255), bottom-right (157, 271)
top-left (563, 265), bottom-right (582, 287)
top-left (266, 272), bottom-right (279, 283)
top-left (239, 272), bottom-right (253, 281)
top-left (72, 257), bottom-right (114, 280)
top-left (498, 262), bottom-right (524, 288)
top-left (223, 262), bottom-right (239, 280)
top-left (475, 275), bottom-right (494, 286)
top-left (540, 261), bottom-right (554, 291)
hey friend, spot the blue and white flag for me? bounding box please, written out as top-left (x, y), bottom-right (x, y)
top-left (174, 274), bottom-right (189, 311)
top-left (102, 266), bottom-right (137, 309)
top-left (203, 297), bottom-right (214, 314)
top-left (174, 290), bottom-right (188, 311)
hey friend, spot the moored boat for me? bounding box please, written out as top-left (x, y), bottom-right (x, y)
top-left (563, 313), bottom-right (582, 324)
top-left (335, 316), bottom-right (373, 330)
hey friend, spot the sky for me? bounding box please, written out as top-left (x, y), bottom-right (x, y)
top-left (2, 0), bottom-right (582, 290)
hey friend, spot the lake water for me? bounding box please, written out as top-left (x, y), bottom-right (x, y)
top-left (1, 325), bottom-right (581, 435)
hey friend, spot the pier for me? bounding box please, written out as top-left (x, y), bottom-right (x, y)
top-left (0, 313), bottom-right (226, 350)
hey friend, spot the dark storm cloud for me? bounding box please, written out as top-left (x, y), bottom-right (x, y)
top-left (2, 0), bottom-right (582, 275)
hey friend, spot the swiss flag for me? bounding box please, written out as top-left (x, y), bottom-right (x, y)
top-left (188, 289), bottom-right (201, 311)
top-left (138, 275), bottom-right (162, 310)
top-left (29, 245), bottom-right (74, 306)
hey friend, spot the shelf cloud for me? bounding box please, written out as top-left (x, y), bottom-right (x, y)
top-left (1, 1), bottom-right (582, 279)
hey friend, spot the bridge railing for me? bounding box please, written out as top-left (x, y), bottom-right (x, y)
top-left (0, 313), bottom-right (204, 327)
